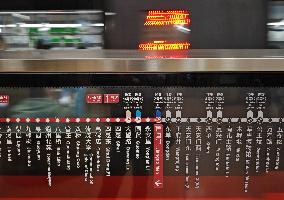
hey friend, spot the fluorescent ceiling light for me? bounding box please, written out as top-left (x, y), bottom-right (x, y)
top-left (267, 21), bottom-right (284, 26)
top-left (19, 23), bottom-right (83, 28)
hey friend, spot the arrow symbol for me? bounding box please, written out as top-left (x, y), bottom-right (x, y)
top-left (154, 180), bottom-right (163, 188)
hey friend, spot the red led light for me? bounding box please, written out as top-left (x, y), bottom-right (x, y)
top-left (139, 40), bottom-right (190, 51)
top-left (144, 10), bottom-right (190, 26)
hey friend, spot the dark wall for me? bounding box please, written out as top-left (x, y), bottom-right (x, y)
top-left (105, 0), bottom-right (268, 49)
top-left (190, 0), bottom-right (268, 49)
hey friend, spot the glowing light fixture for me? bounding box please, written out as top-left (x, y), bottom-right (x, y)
top-left (144, 10), bottom-right (190, 26)
top-left (139, 40), bottom-right (190, 50)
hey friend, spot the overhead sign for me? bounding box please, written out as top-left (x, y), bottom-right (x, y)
top-left (144, 10), bottom-right (190, 26)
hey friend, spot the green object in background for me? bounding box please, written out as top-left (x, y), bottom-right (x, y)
top-left (29, 27), bottom-right (79, 35)
top-left (49, 28), bottom-right (78, 34)
top-left (50, 36), bottom-right (81, 44)
top-left (28, 27), bottom-right (82, 47)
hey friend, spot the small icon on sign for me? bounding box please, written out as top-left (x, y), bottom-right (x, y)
top-left (126, 110), bottom-right (131, 123)
top-left (154, 180), bottom-right (163, 188)
top-left (135, 110), bottom-right (142, 123)
top-left (86, 94), bottom-right (103, 104)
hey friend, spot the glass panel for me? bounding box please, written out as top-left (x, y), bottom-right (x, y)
top-left (0, 73), bottom-right (283, 199)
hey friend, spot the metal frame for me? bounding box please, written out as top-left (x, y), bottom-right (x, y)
top-left (1, 49), bottom-right (284, 72)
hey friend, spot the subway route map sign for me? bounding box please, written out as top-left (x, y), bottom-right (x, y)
top-left (0, 73), bottom-right (283, 200)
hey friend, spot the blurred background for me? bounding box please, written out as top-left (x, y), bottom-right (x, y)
top-left (0, 0), bottom-right (283, 49)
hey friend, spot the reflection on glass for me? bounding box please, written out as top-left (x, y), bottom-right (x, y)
top-left (0, 11), bottom-right (104, 50)
top-left (268, 1), bottom-right (284, 48)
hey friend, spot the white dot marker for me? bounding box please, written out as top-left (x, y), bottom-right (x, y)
top-left (96, 118), bottom-right (100, 122)
top-left (126, 117), bottom-right (131, 123)
top-left (146, 117), bottom-right (150, 122)
top-left (86, 118), bottom-right (90, 123)
top-left (46, 118), bottom-right (50, 123)
top-left (76, 118), bottom-right (80, 123)
top-left (6, 118), bottom-right (10, 123)
top-left (106, 118), bottom-right (110, 122)
top-left (116, 118), bottom-right (120, 122)
top-left (136, 117), bottom-right (141, 123)
top-left (156, 117), bottom-right (161, 122)
top-left (66, 118), bottom-right (70, 123)
top-left (26, 118), bottom-right (30, 122)
top-left (16, 118), bottom-right (20, 123)
top-left (56, 118), bottom-right (60, 123)
top-left (36, 118), bottom-right (40, 123)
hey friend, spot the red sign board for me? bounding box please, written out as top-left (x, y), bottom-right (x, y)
top-left (154, 124), bottom-right (163, 189)
top-left (86, 94), bottom-right (103, 104)
top-left (0, 94), bottom-right (9, 104)
top-left (104, 94), bottom-right (120, 104)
